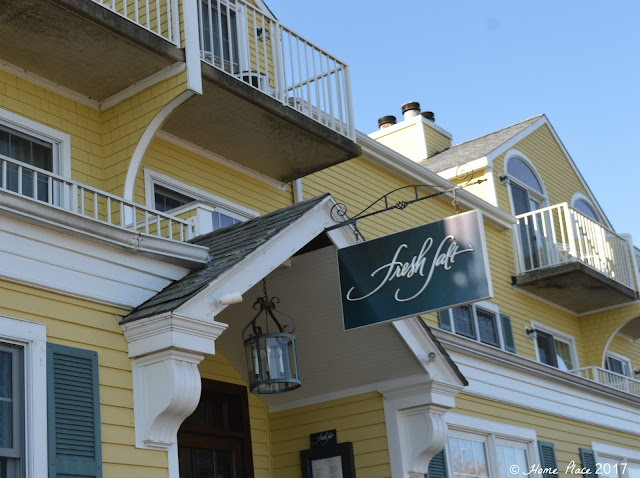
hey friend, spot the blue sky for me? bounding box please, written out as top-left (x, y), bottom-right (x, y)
top-left (267, 0), bottom-right (640, 246)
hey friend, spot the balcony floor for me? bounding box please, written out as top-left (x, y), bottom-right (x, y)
top-left (512, 261), bottom-right (639, 314)
top-left (161, 62), bottom-right (362, 183)
top-left (0, 0), bottom-right (183, 100)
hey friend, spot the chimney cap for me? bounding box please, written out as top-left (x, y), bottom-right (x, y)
top-left (401, 101), bottom-right (421, 115)
top-left (421, 111), bottom-right (435, 122)
top-left (378, 115), bottom-right (397, 129)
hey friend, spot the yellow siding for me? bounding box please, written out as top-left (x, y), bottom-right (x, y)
top-left (269, 392), bottom-right (391, 478)
top-left (0, 69), bottom-right (104, 188)
top-left (494, 124), bottom-right (592, 212)
top-left (198, 353), bottom-right (273, 478)
top-left (449, 167), bottom-right (492, 204)
top-left (0, 280), bottom-right (169, 478)
top-left (454, 393), bottom-right (640, 473)
top-left (424, 123), bottom-right (451, 157)
top-left (135, 136), bottom-right (292, 215)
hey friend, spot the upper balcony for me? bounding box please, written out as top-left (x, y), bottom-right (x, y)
top-left (161, 0), bottom-right (360, 182)
top-left (571, 366), bottom-right (640, 398)
top-left (0, 0), bottom-right (184, 103)
top-left (512, 203), bottom-right (639, 313)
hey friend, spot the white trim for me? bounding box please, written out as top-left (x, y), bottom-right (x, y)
top-left (183, 0), bottom-right (203, 94)
top-left (143, 168), bottom-right (259, 218)
top-left (530, 320), bottom-right (580, 370)
top-left (592, 442), bottom-right (640, 463)
top-left (485, 116), bottom-right (546, 165)
top-left (123, 90), bottom-right (196, 201)
top-left (0, 315), bottom-right (47, 478)
top-left (100, 62), bottom-right (186, 111)
top-left (445, 412), bottom-right (537, 441)
top-left (156, 130), bottom-right (287, 191)
top-left (0, 59), bottom-right (100, 110)
top-left (437, 157), bottom-right (489, 181)
top-left (0, 106), bottom-right (71, 178)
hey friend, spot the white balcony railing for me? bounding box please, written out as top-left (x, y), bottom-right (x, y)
top-left (0, 155), bottom-right (190, 241)
top-left (92, 0), bottom-right (180, 46)
top-left (513, 203), bottom-right (636, 291)
top-left (571, 366), bottom-right (640, 397)
top-left (197, 0), bottom-right (355, 140)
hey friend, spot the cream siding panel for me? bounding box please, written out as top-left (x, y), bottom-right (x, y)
top-left (424, 123), bottom-right (451, 157)
top-left (269, 392), bottom-right (391, 478)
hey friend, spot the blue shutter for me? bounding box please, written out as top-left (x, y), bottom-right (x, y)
top-left (579, 448), bottom-right (598, 478)
top-left (427, 449), bottom-right (448, 478)
top-left (47, 343), bottom-right (103, 478)
top-left (538, 441), bottom-right (558, 478)
top-left (438, 310), bottom-right (453, 332)
top-left (500, 314), bottom-right (516, 353)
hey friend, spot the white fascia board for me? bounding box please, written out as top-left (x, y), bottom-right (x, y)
top-left (432, 328), bottom-right (640, 435)
top-left (177, 196), bottom-right (339, 319)
top-left (437, 157), bottom-right (489, 180)
top-left (356, 131), bottom-right (517, 230)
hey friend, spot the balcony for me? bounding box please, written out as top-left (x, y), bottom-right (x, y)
top-left (0, 0), bottom-right (183, 102)
top-left (512, 203), bottom-right (639, 313)
top-left (161, 0), bottom-right (361, 183)
top-left (0, 154), bottom-right (191, 242)
top-left (571, 366), bottom-right (640, 398)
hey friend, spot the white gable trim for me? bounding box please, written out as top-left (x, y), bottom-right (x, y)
top-left (485, 116), bottom-right (546, 166)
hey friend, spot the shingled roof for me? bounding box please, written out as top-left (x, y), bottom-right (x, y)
top-left (121, 194), bottom-right (331, 324)
top-left (421, 115), bottom-right (543, 173)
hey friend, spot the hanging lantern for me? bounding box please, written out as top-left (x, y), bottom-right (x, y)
top-left (243, 280), bottom-right (301, 394)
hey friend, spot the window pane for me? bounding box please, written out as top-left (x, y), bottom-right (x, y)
top-left (476, 309), bottom-right (499, 347)
top-left (214, 450), bottom-right (235, 478)
top-left (507, 157), bottom-right (543, 194)
top-left (154, 185), bottom-right (195, 212)
top-left (452, 306), bottom-right (475, 339)
top-left (449, 437), bottom-right (489, 478)
top-left (0, 130), bottom-right (9, 157)
top-left (212, 212), bottom-right (240, 231)
top-left (554, 340), bottom-right (574, 371)
top-left (497, 445), bottom-right (528, 478)
top-left (178, 447), bottom-right (193, 478)
top-left (536, 331), bottom-right (557, 367)
top-left (195, 448), bottom-right (214, 478)
top-left (0, 351), bottom-right (12, 449)
top-left (573, 199), bottom-right (599, 222)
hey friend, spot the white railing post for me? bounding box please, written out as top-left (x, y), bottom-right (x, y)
top-left (563, 203), bottom-right (578, 259)
top-left (622, 234), bottom-right (640, 292)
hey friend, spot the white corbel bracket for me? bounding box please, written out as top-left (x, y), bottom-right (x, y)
top-left (121, 313), bottom-right (228, 450)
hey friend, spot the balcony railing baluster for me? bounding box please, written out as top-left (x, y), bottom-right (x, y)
top-left (0, 155), bottom-right (189, 242)
top-left (570, 366), bottom-right (640, 398)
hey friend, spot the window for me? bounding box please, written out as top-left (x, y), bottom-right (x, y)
top-left (146, 170), bottom-right (258, 235)
top-left (438, 302), bottom-right (514, 351)
top-left (571, 195), bottom-right (601, 224)
top-left (0, 315), bottom-right (47, 478)
top-left (445, 414), bottom-right (537, 478)
top-left (593, 443), bottom-right (640, 478)
top-left (178, 379), bottom-right (254, 478)
top-left (0, 344), bottom-right (22, 476)
top-left (531, 324), bottom-right (577, 371)
top-left (505, 153), bottom-right (549, 270)
top-left (199, 0), bottom-right (241, 74)
top-left (606, 352), bottom-right (632, 377)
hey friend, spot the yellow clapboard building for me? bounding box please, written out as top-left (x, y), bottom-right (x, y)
top-left (0, 2), bottom-right (638, 478)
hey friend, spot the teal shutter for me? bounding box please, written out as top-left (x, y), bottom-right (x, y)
top-left (427, 449), bottom-right (448, 478)
top-left (538, 441), bottom-right (558, 478)
top-left (500, 314), bottom-right (516, 353)
top-left (438, 310), bottom-right (453, 332)
top-left (47, 343), bottom-right (103, 478)
top-left (579, 448), bottom-right (598, 478)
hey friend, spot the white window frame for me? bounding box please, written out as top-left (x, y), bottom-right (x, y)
top-left (445, 301), bottom-right (505, 350)
top-left (530, 321), bottom-right (579, 371)
top-left (571, 192), bottom-right (602, 224)
top-left (605, 351), bottom-right (632, 377)
top-left (592, 442), bottom-right (640, 478)
top-left (504, 150), bottom-right (549, 215)
top-left (446, 413), bottom-right (539, 478)
top-left (144, 169), bottom-right (258, 219)
top-left (0, 106), bottom-right (71, 178)
top-left (0, 315), bottom-right (47, 478)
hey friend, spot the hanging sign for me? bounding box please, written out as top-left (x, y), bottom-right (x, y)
top-left (338, 210), bottom-right (492, 330)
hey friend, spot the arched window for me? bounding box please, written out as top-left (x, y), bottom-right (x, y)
top-left (505, 154), bottom-right (547, 215)
top-left (572, 196), bottom-right (600, 223)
